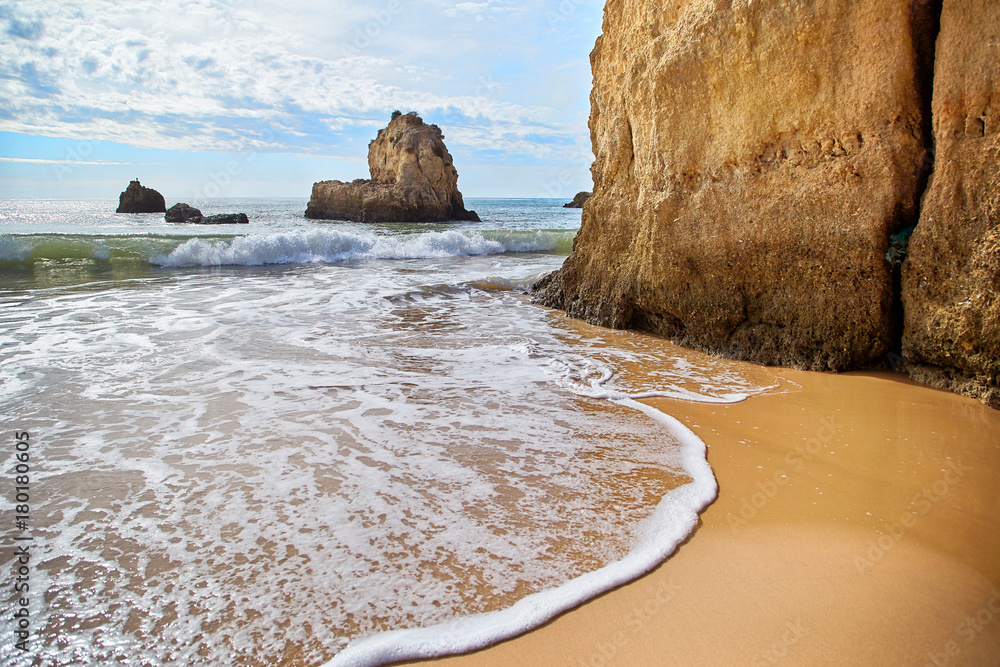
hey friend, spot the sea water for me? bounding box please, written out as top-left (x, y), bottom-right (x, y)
top-left (0, 199), bottom-right (767, 666)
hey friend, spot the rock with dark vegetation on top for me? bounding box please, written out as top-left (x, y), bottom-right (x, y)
top-left (116, 180), bottom-right (166, 213)
top-left (305, 111), bottom-right (480, 223)
top-left (563, 191), bottom-right (591, 208)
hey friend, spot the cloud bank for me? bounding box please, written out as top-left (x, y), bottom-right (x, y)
top-left (0, 0), bottom-right (600, 169)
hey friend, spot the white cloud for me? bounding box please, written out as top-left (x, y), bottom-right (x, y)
top-left (0, 157), bottom-right (140, 165)
top-left (0, 0), bottom-right (601, 168)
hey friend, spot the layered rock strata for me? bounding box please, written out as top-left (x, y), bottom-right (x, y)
top-left (116, 180), bottom-right (166, 213)
top-left (306, 112), bottom-right (480, 223)
top-left (903, 0), bottom-right (1000, 408)
top-left (536, 0), bottom-right (932, 372)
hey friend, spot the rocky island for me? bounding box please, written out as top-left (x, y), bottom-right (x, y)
top-left (305, 111), bottom-right (480, 223)
top-left (116, 180), bottom-right (166, 213)
top-left (534, 0), bottom-right (998, 408)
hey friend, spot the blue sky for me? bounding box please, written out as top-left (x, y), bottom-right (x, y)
top-left (0, 0), bottom-right (602, 200)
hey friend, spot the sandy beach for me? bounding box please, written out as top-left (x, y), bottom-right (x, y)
top-left (406, 332), bottom-right (1000, 667)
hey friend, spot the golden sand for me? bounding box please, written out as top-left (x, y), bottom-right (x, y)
top-left (405, 338), bottom-right (1000, 666)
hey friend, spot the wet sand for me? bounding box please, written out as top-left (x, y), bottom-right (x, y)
top-left (406, 349), bottom-right (1000, 666)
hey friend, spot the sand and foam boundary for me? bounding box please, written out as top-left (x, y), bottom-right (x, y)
top-left (403, 327), bottom-right (1000, 667)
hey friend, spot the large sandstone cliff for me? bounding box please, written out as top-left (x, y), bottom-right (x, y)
top-left (536, 0), bottom-right (998, 406)
top-left (537, 0), bottom-right (929, 372)
top-left (902, 0), bottom-right (999, 408)
top-left (306, 112), bottom-right (480, 223)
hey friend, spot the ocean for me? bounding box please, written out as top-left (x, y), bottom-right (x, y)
top-left (0, 198), bottom-right (767, 666)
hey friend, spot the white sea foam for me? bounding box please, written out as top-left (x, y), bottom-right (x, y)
top-left (152, 229), bottom-right (571, 267)
top-left (0, 199), bottom-right (773, 667)
top-left (324, 345), bottom-right (737, 667)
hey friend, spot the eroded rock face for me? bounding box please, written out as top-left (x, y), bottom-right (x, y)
top-left (903, 0), bottom-right (1000, 408)
top-left (535, 0), bottom-right (928, 371)
top-left (306, 112), bottom-right (480, 223)
top-left (116, 180), bottom-right (166, 213)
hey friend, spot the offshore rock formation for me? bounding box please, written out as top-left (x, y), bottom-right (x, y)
top-left (165, 203), bottom-right (249, 225)
top-left (903, 0), bottom-right (1000, 408)
top-left (306, 112), bottom-right (480, 223)
top-left (536, 0), bottom-right (928, 372)
top-left (564, 192), bottom-right (591, 208)
top-left (116, 180), bottom-right (165, 213)
top-left (165, 203), bottom-right (204, 223)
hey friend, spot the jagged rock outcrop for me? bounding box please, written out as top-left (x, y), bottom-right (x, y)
top-left (903, 0), bottom-right (1000, 408)
top-left (564, 192), bottom-right (591, 208)
top-left (165, 204), bottom-right (248, 225)
top-left (305, 111), bottom-right (480, 223)
top-left (116, 180), bottom-right (166, 213)
top-left (535, 0), bottom-right (932, 372)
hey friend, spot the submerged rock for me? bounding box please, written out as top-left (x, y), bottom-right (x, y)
top-left (534, 0), bottom-right (929, 372)
top-left (306, 111), bottom-right (480, 223)
top-left (563, 192), bottom-right (591, 208)
top-left (165, 203), bottom-right (204, 223)
top-left (116, 180), bottom-right (166, 213)
top-left (902, 0), bottom-right (1000, 408)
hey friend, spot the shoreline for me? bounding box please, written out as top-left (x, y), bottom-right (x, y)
top-left (404, 344), bottom-right (1000, 666)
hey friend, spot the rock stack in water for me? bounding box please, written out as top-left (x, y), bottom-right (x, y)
top-left (534, 0), bottom-right (998, 408)
top-left (306, 111), bottom-right (480, 223)
top-left (116, 180), bottom-right (166, 213)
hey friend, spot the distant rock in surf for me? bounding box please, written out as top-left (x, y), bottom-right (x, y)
top-left (116, 180), bottom-right (166, 213)
top-left (203, 213), bottom-right (249, 225)
top-left (305, 111), bottom-right (480, 223)
top-left (165, 203), bottom-right (248, 225)
top-left (563, 192), bottom-right (591, 208)
top-left (165, 203), bottom-right (204, 223)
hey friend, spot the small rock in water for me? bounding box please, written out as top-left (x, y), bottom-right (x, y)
top-left (116, 180), bottom-right (166, 213)
top-left (165, 203), bottom-right (204, 223)
top-left (165, 205), bottom-right (248, 225)
top-left (202, 213), bottom-right (249, 225)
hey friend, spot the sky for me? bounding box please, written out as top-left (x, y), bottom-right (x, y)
top-left (0, 0), bottom-right (604, 200)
